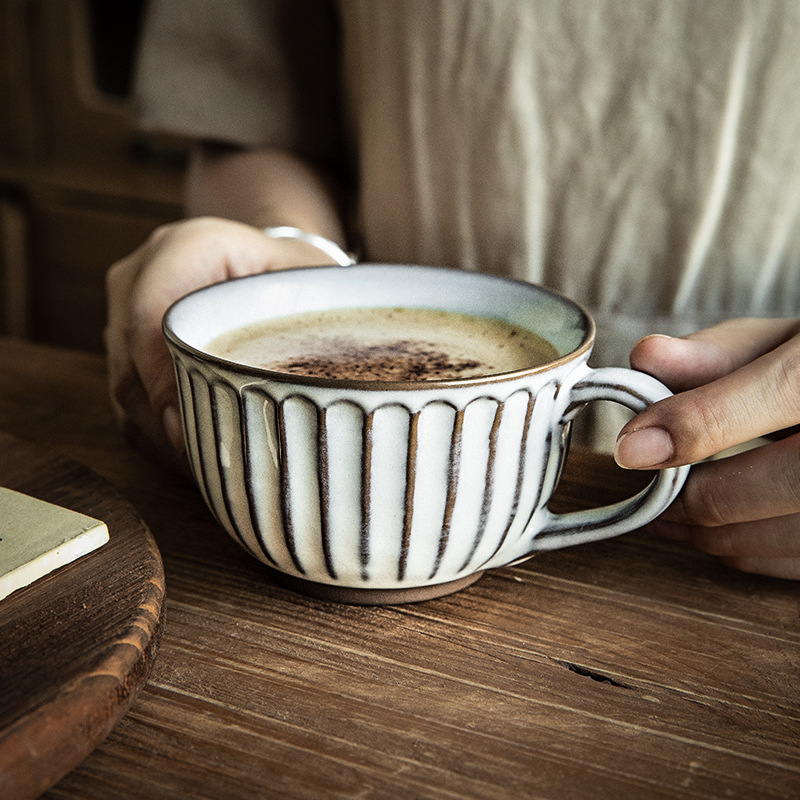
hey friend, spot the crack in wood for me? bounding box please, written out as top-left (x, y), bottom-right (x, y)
top-left (556, 660), bottom-right (635, 689)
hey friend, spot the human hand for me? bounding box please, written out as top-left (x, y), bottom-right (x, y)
top-left (105, 216), bottom-right (340, 464)
top-left (614, 318), bottom-right (800, 580)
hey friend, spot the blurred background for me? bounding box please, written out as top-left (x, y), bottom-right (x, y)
top-left (0, 0), bottom-right (187, 354)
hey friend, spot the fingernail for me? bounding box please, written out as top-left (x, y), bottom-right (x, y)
top-left (162, 405), bottom-right (184, 453)
top-left (633, 333), bottom-right (674, 347)
top-left (614, 427), bottom-right (674, 469)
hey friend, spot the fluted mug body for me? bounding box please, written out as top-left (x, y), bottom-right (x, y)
top-left (164, 265), bottom-right (689, 603)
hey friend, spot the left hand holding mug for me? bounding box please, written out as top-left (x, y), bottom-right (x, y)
top-left (615, 318), bottom-right (800, 580)
top-left (104, 217), bottom-right (340, 464)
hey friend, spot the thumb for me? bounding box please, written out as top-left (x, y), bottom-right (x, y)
top-left (616, 320), bottom-right (800, 469)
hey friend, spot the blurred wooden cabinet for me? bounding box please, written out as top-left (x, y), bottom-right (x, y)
top-left (0, 0), bottom-right (186, 352)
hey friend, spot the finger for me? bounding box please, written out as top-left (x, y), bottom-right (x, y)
top-left (660, 435), bottom-right (800, 526)
top-left (630, 319), bottom-right (800, 392)
top-left (116, 369), bottom-right (184, 464)
top-left (616, 330), bottom-right (800, 467)
top-left (124, 293), bottom-right (179, 425)
top-left (105, 247), bottom-right (151, 422)
top-left (655, 523), bottom-right (800, 579)
top-left (652, 514), bottom-right (800, 558)
top-left (106, 252), bottom-right (182, 456)
top-left (715, 556), bottom-right (800, 580)
top-left (651, 510), bottom-right (800, 581)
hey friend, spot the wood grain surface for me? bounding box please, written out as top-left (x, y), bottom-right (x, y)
top-left (0, 336), bottom-right (798, 800)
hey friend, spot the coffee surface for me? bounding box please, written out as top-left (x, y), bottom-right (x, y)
top-left (207, 307), bottom-right (559, 381)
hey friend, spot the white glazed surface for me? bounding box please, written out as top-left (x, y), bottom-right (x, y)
top-left (164, 265), bottom-right (689, 591)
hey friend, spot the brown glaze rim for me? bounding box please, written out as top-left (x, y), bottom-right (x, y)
top-left (163, 264), bottom-right (596, 392)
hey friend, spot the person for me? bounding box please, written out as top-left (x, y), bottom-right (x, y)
top-left (105, 0), bottom-right (800, 580)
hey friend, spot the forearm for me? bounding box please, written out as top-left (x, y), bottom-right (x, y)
top-left (184, 144), bottom-right (348, 247)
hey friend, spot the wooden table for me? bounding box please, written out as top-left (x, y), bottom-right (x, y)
top-left (1, 336), bottom-right (798, 800)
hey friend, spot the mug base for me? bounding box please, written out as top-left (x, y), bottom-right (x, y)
top-left (268, 569), bottom-right (485, 605)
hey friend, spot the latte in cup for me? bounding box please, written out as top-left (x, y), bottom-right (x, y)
top-left (207, 307), bottom-right (560, 381)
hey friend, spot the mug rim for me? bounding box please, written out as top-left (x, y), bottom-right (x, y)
top-left (162, 263), bottom-right (596, 391)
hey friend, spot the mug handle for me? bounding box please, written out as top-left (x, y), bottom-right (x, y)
top-left (532, 367), bottom-right (691, 551)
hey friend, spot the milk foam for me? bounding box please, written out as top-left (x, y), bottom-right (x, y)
top-left (208, 307), bottom-right (559, 381)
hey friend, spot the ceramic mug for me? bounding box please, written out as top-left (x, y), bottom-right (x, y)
top-left (163, 264), bottom-right (690, 604)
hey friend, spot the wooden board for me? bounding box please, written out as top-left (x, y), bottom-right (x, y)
top-left (0, 431), bottom-right (165, 800)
